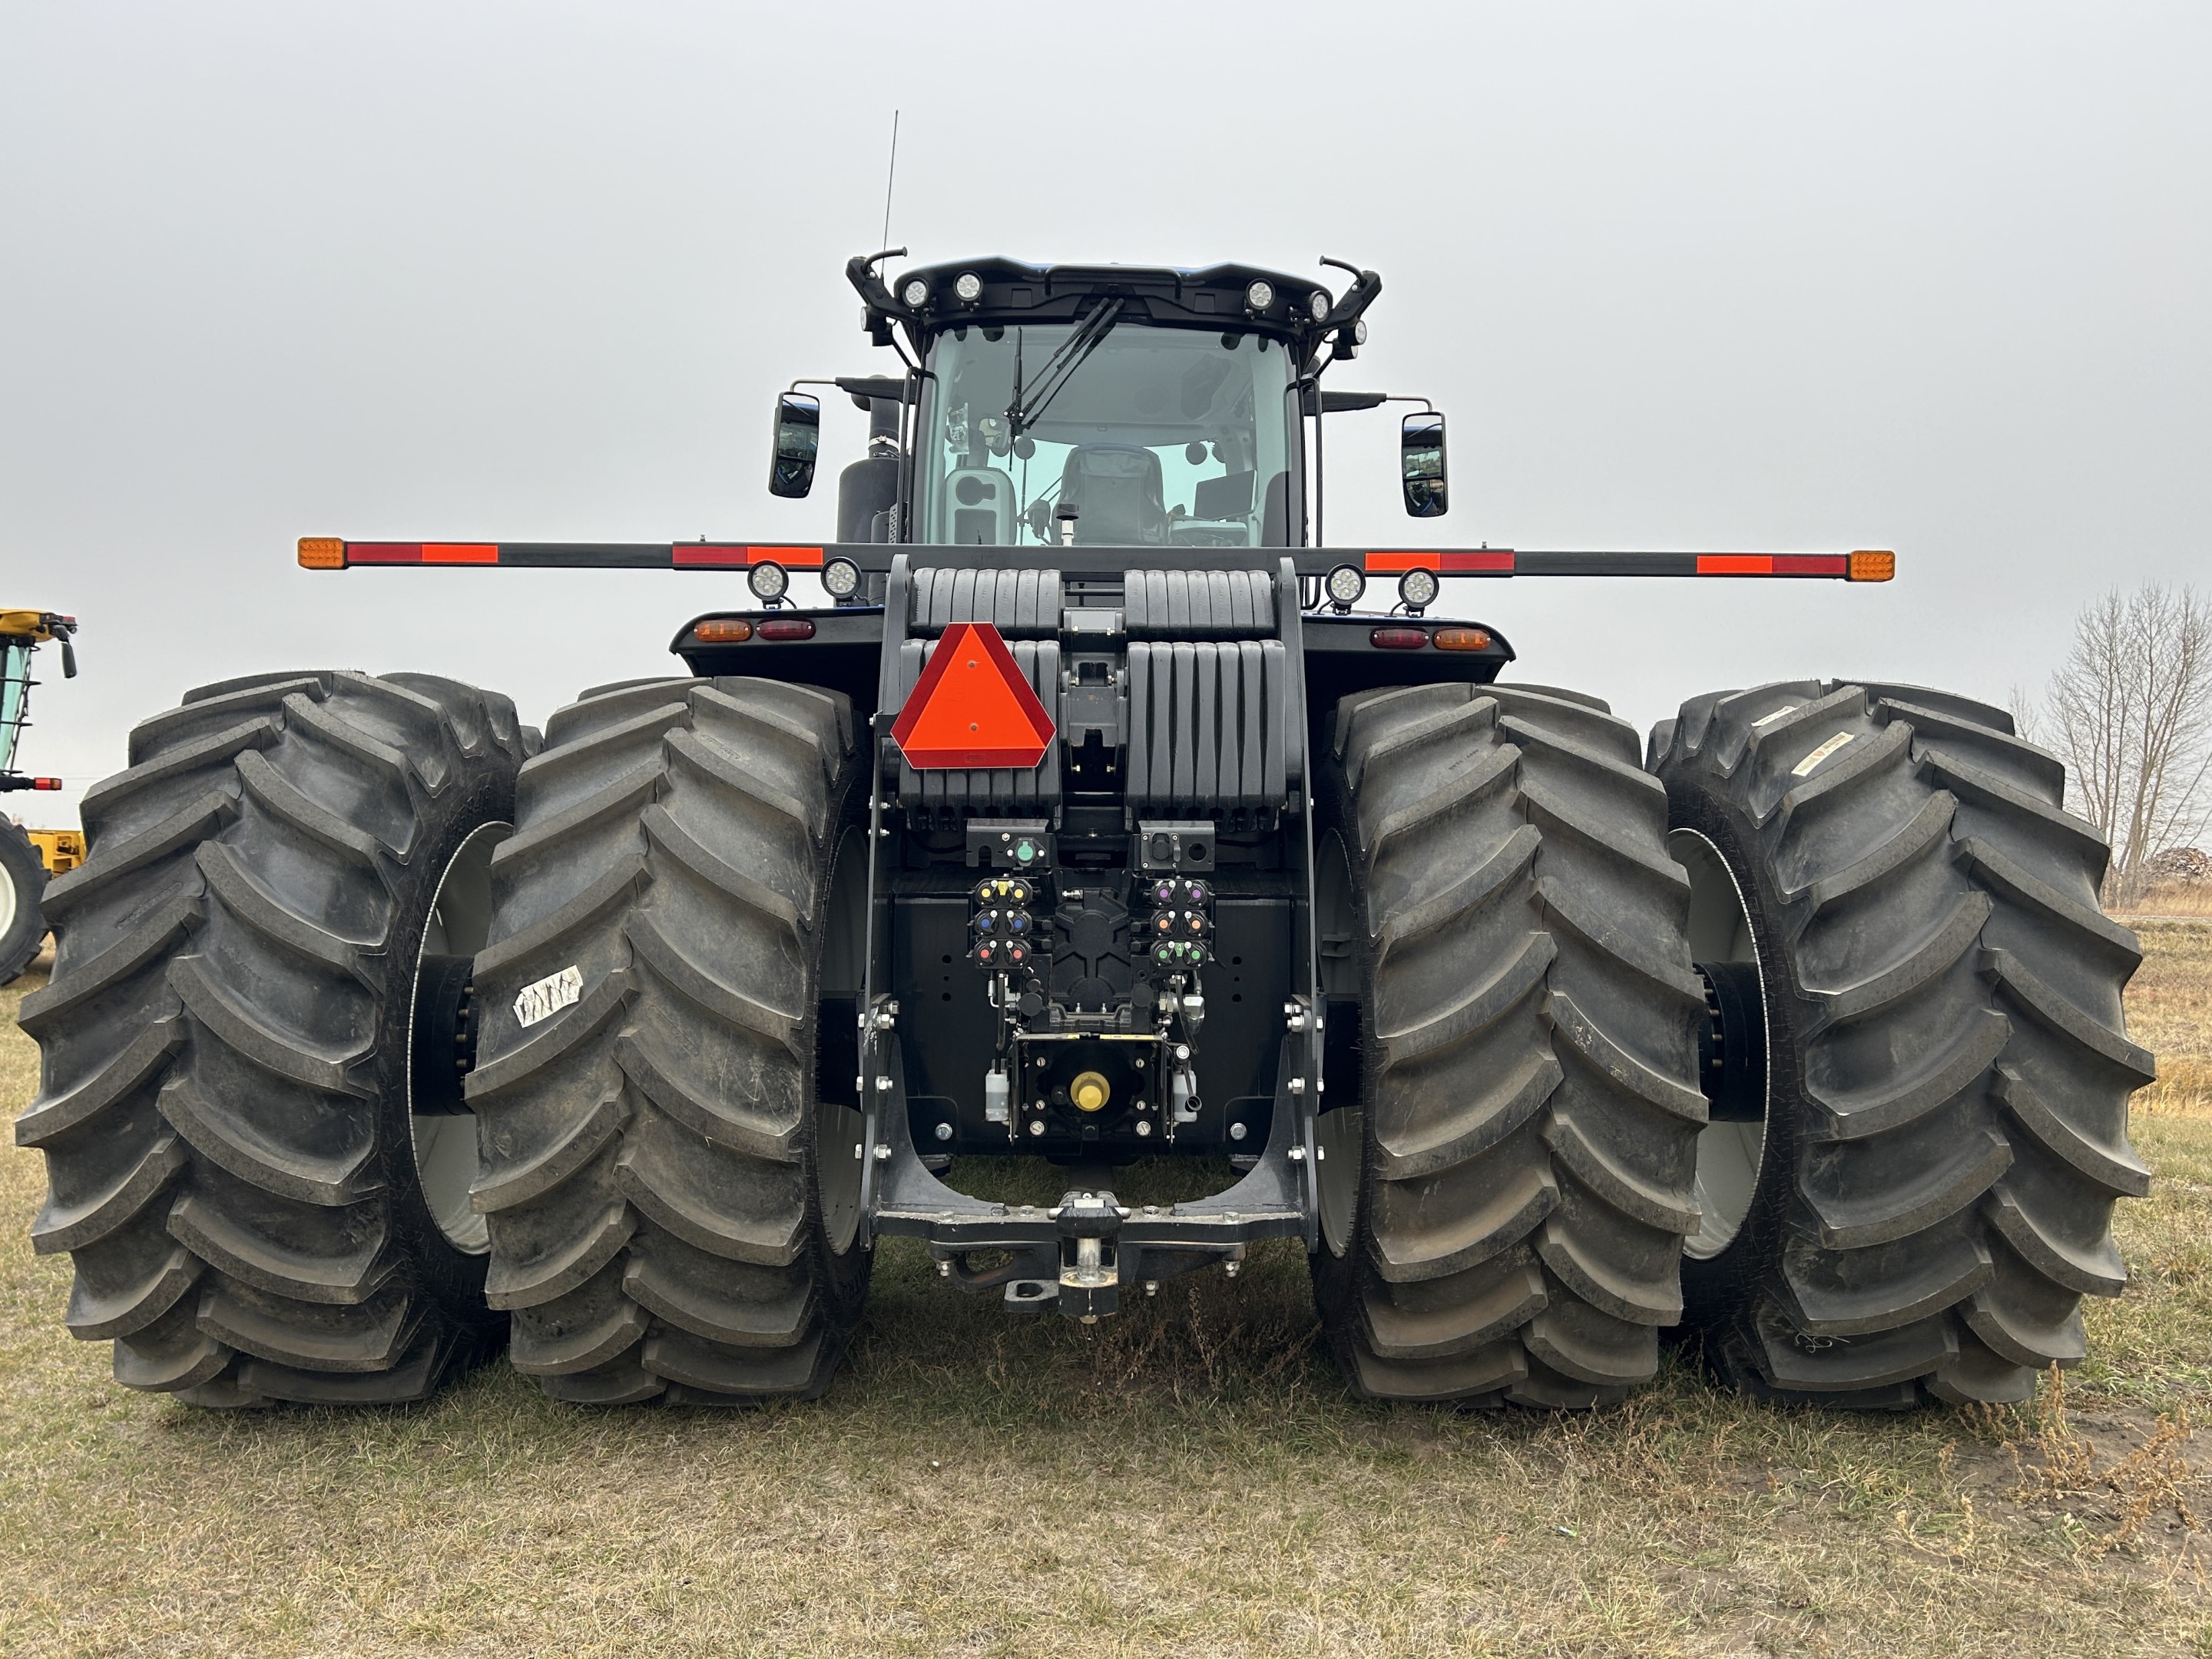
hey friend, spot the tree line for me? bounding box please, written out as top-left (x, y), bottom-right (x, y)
top-left (2013, 584), bottom-right (2212, 909)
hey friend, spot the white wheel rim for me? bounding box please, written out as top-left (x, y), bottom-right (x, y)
top-left (0, 836), bottom-right (19, 942)
top-left (407, 823), bottom-right (509, 1254)
top-left (1671, 828), bottom-right (1770, 1261)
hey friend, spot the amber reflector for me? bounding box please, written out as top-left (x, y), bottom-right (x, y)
top-left (297, 538), bottom-right (346, 570)
top-left (1847, 550), bottom-right (1896, 583)
top-left (1433, 627), bottom-right (1492, 651)
top-left (694, 618), bottom-right (753, 643)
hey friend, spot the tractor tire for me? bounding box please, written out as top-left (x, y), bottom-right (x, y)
top-left (1651, 681), bottom-right (2152, 1406)
top-left (1, 819), bottom-right (47, 985)
top-left (15, 671), bottom-right (531, 1406)
top-left (1311, 684), bottom-right (1707, 1406)
top-left (465, 677), bottom-right (871, 1406)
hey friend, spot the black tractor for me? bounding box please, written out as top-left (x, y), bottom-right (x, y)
top-left (15, 253), bottom-right (2150, 1411)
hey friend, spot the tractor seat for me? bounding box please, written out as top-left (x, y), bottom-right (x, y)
top-left (1058, 445), bottom-right (1167, 545)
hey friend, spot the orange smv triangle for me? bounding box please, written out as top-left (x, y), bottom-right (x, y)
top-left (891, 621), bottom-right (1056, 770)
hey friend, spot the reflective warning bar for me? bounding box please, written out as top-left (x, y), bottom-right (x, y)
top-left (671, 545), bottom-right (825, 570)
top-left (1362, 550), bottom-right (1890, 580)
top-left (301, 539), bottom-right (1893, 581)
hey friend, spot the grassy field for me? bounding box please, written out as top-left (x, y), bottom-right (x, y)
top-left (2, 935), bottom-right (2207, 1657)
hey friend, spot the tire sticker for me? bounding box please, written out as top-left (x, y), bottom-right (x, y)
top-left (1753, 702), bottom-right (1802, 727)
top-left (514, 965), bottom-right (583, 1028)
top-left (1790, 731), bottom-right (1856, 777)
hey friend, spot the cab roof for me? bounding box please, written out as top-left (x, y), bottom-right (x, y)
top-left (873, 256), bottom-right (1369, 357)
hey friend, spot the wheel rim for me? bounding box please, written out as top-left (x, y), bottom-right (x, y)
top-left (408, 822), bottom-right (509, 1254)
top-left (1671, 828), bottom-right (1770, 1261)
top-left (0, 838), bottom-right (18, 942)
top-left (816, 826), bottom-right (869, 1256)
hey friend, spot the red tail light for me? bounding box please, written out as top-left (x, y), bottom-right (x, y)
top-left (1369, 626), bottom-right (1429, 651)
top-left (757, 618), bottom-right (816, 641)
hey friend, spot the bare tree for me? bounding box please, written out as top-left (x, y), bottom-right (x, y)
top-left (2041, 584), bottom-right (2212, 906)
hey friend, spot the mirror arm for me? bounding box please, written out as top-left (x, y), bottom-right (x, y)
top-left (1316, 258), bottom-right (1383, 330)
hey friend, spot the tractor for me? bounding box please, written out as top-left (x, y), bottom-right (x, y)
top-left (2, 609), bottom-right (78, 985)
top-left (15, 253), bottom-right (2150, 1410)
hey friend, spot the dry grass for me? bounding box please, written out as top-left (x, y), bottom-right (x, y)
top-left (2, 943), bottom-right (2209, 1657)
top-left (2125, 882), bottom-right (2212, 920)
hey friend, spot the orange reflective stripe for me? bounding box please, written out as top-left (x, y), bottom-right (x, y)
top-left (1364, 551), bottom-right (1440, 572)
top-left (1696, 555), bottom-right (1773, 575)
top-left (422, 543), bottom-right (498, 565)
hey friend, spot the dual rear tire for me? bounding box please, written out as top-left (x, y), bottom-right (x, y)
top-left (1312, 677), bottom-right (2147, 1408)
top-left (18, 671), bottom-right (869, 1408)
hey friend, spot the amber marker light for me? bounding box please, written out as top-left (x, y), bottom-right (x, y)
top-left (1433, 627), bottom-right (1492, 651)
top-left (1848, 550), bottom-right (1896, 583)
top-left (694, 618), bottom-right (753, 643)
top-left (298, 538), bottom-right (346, 570)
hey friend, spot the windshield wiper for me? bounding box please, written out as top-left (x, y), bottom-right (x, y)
top-left (1006, 298), bottom-right (1124, 437)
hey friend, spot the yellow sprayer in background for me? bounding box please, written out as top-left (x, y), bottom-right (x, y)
top-left (2, 610), bottom-right (79, 984)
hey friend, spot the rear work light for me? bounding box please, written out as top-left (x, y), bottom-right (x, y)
top-left (757, 618), bottom-right (815, 641)
top-left (1432, 627), bottom-right (1492, 651)
top-left (1370, 626), bottom-right (1428, 650)
top-left (1848, 550), bottom-right (1896, 582)
top-left (694, 619), bottom-right (753, 643)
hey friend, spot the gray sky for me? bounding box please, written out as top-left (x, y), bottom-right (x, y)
top-left (5, 2), bottom-right (2207, 826)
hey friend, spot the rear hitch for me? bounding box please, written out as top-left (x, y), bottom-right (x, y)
top-left (1055, 1190), bottom-right (1126, 1323)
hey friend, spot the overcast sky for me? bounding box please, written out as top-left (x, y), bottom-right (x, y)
top-left (4, 2), bottom-right (2207, 824)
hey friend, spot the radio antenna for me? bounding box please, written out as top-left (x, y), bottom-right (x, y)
top-left (879, 110), bottom-right (901, 250)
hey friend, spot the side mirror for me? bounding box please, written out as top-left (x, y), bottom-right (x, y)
top-left (768, 392), bottom-right (821, 498)
top-left (1401, 412), bottom-right (1448, 518)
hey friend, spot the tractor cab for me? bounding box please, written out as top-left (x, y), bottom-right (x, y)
top-left (894, 258), bottom-right (1330, 549)
top-left (781, 253), bottom-right (1407, 554)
